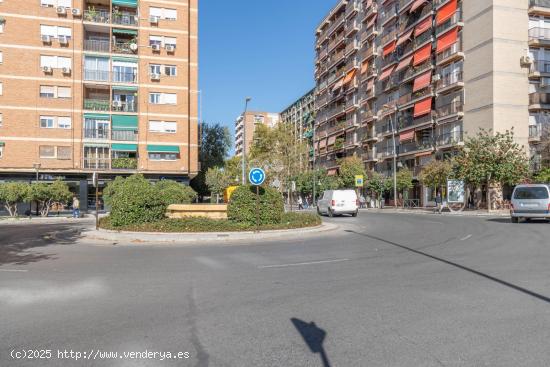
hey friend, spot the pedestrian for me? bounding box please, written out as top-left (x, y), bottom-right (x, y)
top-left (304, 197), bottom-right (309, 210)
top-left (72, 195), bottom-right (80, 219)
top-left (359, 195), bottom-right (366, 209)
top-left (297, 196), bottom-right (304, 210)
top-left (435, 191), bottom-right (443, 214)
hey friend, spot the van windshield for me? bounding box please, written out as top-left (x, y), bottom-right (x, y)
top-left (514, 187), bottom-right (549, 200)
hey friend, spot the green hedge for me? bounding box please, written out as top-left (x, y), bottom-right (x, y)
top-left (227, 185), bottom-right (284, 225)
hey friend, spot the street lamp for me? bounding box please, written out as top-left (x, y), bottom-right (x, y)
top-left (32, 163), bottom-right (41, 216)
top-left (241, 97), bottom-right (252, 185)
top-left (380, 105), bottom-right (398, 208)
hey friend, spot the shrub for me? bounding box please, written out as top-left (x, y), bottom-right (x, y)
top-left (104, 175), bottom-right (165, 227)
top-left (227, 185), bottom-right (284, 225)
top-left (155, 180), bottom-right (197, 206)
top-left (0, 182), bottom-right (30, 217)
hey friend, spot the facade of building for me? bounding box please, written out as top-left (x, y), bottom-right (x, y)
top-left (280, 88), bottom-right (316, 164)
top-left (314, 0), bottom-right (542, 204)
top-left (0, 0), bottom-right (199, 210)
top-left (234, 111), bottom-right (280, 157)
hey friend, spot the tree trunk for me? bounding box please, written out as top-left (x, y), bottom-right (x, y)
top-left (486, 179), bottom-right (491, 212)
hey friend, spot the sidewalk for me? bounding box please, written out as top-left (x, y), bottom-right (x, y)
top-left (363, 207), bottom-right (510, 217)
top-left (0, 215), bottom-right (94, 225)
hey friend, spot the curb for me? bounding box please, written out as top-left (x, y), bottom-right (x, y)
top-left (81, 222), bottom-right (339, 244)
top-left (362, 208), bottom-right (510, 217)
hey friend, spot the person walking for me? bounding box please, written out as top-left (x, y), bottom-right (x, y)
top-left (72, 195), bottom-right (80, 219)
top-left (297, 196), bottom-right (304, 211)
top-left (359, 195), bottom-right (366, 209)
top-left (435, 191), bottom-right (443, 214)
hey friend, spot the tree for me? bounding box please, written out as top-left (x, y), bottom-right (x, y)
top-left (191, 123), bottom-right (232, 198)
top-left (0, 182), bottom-right (30, 217)
top-left (294, 168), bottom-right (340, 197)
top-left (28, 180), bottom-right (72, 217)
top-left (534, 168), bottom-right (550, 183)
top-left (337, 156), bottom-right (366, 189)
top-left (366, 172), bottom-right (391, 206)
top-left (396, 169), bottom-right (414, 206)
top-left (453, 129), bottom-right (529, 209)
top-left (419, 160), bottom-right (453, 191)
top-left (205, 167), bottom-right (231, 203)
top-left (224, 156), bottom-right (244, 186)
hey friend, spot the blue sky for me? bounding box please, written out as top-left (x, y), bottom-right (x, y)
top-left (199, 0), bottom-right (335, 142)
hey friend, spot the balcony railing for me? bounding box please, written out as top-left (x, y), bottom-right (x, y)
top-left (112, 130), bottom-right (138, 141)
top-left (84, 39), bottom-right (110, 53)
top-left (400, 140), bottom-right (433, 154)
top-left (84, 69), bottom-right (110, 82)
top-left (84, 128), bottom-right (109, 140)
top-left (530, 92), bottom-right (550, 105)
top-left (112, 101), bottom-right (137, 113)
top-left (436, 40), bottom-right (463, 63)
top-left (83, 158), bottom-right (110, 170)
top-left (436, 131), bottom-right (463, 146)
top-left (379, 6), bottom-right (397, 25)
top-left (84, 99), bottom-right (110, 111)
top-left (112, 42), bottom-right (137, 55)
top-left (83, 9), bottom-right (110, 24)
top-left (112, 71), bottom-right (138, 84)
top-left (112, 13), bottom-right (138, 26)
top-left (436, 70), bottom-right (463, 89)
top-left (435, 11), bottom-right (462, 35)
top-left (436, 100), bottom-right (464, 119)
top-left (399, 113), bottom-right (433, 130)
top-left (530, 0), bottom-right (550, 7)
top-left (529, 125), bottom-right (542, 141)
top-left (529, 27), bottom-right (550, 41)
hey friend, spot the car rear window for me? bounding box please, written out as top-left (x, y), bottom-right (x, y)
top-left (513, 187), bottom-right (549, 200)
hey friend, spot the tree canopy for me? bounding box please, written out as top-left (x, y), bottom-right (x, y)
top-left (419, 160), bottom-right (453, 190)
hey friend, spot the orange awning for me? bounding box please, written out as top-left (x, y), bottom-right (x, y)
top-left (319, 139), bottom-right (327, 149)
top-left (396, 28), bottom-right (414, 47)
top-left (399, 129), bottom-right (415, 142)
top-left (436, 28), bottom-right (458, 54)
top-left (379, 65), bottom-right (396, 81)
top-left (413, 70), bottom-right (432, 92)
top-left (332, 77), bottom-right (344, 92)
top-left (413, 43), bottom-right (432, 66)
top-left (361, 61), bottom-right (369, 74)
top-left (383, 41), bottom-right (397, 57)
top-left (343, 69), bottom-right (357, 85)
top-left (413, 97), bottom-right (432, 117)
top-left (414, 16), bottom-right (432, 37)
top-left (436, 0), bottom-right (457, 26)
top-left (410, 0), bottom-right (427, 13)
top-left (395, 54), bottom-right (413, 72)
top-left (327, 136), bottom-right (336, 146)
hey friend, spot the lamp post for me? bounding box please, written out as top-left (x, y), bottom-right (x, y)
top-left (312, 122), bottom-right (317, 206)
top-left (32, 163), bottom-right (41, 216)
top-left (390, 118), bottom-right (398, 208)
top-left (241, 97), bottom-right (251, 185)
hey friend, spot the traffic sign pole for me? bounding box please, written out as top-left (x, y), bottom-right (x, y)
top-left (256, 185), bottom-right (260, 233)
top-left (248, 168), bottom-right (266, 233)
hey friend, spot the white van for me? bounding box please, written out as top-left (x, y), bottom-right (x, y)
top-left (317, 190), bottom-right (359, 217)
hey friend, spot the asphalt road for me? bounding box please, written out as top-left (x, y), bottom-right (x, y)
top-left (1, 213), bottom-right (550, 366)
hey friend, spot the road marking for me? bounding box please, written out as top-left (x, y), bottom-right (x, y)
top-left (460, 234), bottom-right (473, 241)
top-left (258, 258), bottom-right (350, 269)
top-left (0, 269), bottom-right (28, 272)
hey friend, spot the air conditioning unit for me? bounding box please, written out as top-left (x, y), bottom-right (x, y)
top-left (165, 44), bottom-right (175, 52)
top-left (521, 55), bottom-right (533, 66)
top-left (112, 101), bottom-right (122, 108)
top-left (151, 73), bottom-right (161, 80)
top-left (56, 6), bottom-right (67, 14)
top-left (62, 67), bottom-right (71, 74)
top-left (71, 8), bottom-right (81, 16)
top-left (151, 44), bottom-right (161, 51)
top-left (58, 35), bottom-right (68, 44)
top-left (41, 35), bottom-right (52, 43)
top-left (42, 66), bottom-right (53, 73)
top-left (149, 15), bottom-right (159, 24)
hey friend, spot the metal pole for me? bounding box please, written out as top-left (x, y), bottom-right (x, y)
top-left (392, 120), bottom-right (398, 209)
top-left (312, 122), bottom-right (316, 206)
top-left (241, 97), bottom-right (251, 185)
top-left (256, 185), bottom-right (260, 232)
top-left (95, 175), bottom-right (99, 230)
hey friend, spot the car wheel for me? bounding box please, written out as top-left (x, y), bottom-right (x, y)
top-left (317, 206), bottom-right (322, 216)
top-left (328, 209), bottom-right (334, 218)
top-left (351, 211), bottom-right (358, 217)
top-left (511, 217), bottom-right (519, 223)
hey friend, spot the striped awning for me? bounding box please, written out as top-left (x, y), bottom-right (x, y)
top-left (112, 0), bottom-right (138, 8)
top-left (414, 97), bottom-right (433, 117)
top-left (413, 43), bottom-right (432, 65)
top-left (84, 113), bottom-right (110, 120)
top-left (436, 28), bottom-right (458, 54)
top-left (395, 54), bottom-right (413, 72)
top-left (413, 70), bottom-right (432, 92)
top-left (111, 143), bottom-right (137, 152)
top-left (410, 0), bottom-right (427, 13)
top-left (113, 28), bottom-right (137, 36)
top-left (379, 65), bottom-right (396, 81)
top-left (415, 17), bottom-right (432, 37)
top-left (436, 0), bottom-right (457, 26)
top-left (147, 145), bottom-right (180, 153)
top-left (396, 28), bottom-right (414, 47)
top-left (112, 115), bottom-right (138, 130)
top-left (399, 129), bottom-right (415, 142)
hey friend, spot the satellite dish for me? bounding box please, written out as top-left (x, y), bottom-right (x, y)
top-left (130, 43), bottom-right (138, 51)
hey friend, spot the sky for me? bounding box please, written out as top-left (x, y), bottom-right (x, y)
top-left (199, 0), bottom-right (336, 146)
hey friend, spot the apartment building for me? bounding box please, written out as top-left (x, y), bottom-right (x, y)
top-left (0, 0), bottom-right (198, 210)
top-left (314, 0), bottom-right (537, 205)
top-left (234, 111), bottom-right (280, 157)
top-left (280, 88), bottom-right (315, 164)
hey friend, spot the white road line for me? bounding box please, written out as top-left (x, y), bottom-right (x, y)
top-left (460, 234), bottom-right (473, 241)
top-left (0, 269), bottom-right (28, 272)
top-left (258, 258), bottom-right (350, 269)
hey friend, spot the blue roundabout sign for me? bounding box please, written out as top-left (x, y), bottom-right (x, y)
top-left (249, 168), bottom-right (266, 186)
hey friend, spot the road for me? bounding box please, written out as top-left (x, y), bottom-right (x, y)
top-left (1, 213), bottom-right (550, 366)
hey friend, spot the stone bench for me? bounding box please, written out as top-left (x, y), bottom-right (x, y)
top-left (166, 204), bottom-right (228, 220)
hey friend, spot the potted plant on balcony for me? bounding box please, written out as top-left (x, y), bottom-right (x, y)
top-left (85, 6), bottom-right (97, 22)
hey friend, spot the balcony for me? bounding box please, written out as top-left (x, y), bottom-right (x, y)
top-left (529, 125), bottom-right (542, 143)
top-left (328, 121), bottom-right (346, 135)
top-left (112, 129), bottom-right (138, 141)
top-left (84, 99), bottom-right (110, 112)
top-left (83, 158), bottom-right (110, 170)
top-left (112, 41), bottom-right (137, 55)
top-left (435, 100), bottom-right (464, 120)
top-left (327, 14), bottom-right (346, 37)
top-left (111, 157), bottom-right (138, 170)
top-left (361, 44), bottom-right (378, 61)
top-left (84, 39), bottom-right (110, 53)
top-left (377, 146), bottom-right (396, 159)
top-left (528, 27), bottom-right (550, 45)
top-left (400, 139), bottom-right (434, 155)
top-left (84, 128), bottom-right (109, 140)
top-left (529, 92), bottom-right (550, 108)
top-left (436, 70), bottom-right (464, 92)
top-left (436, 130), bottom-right (464, 147)
top-left (345, 40), bottom-right (360, 56)
top-left (530, 59), bottom-right (550, 75)
top-left (379, 6), bottom-right (398, 25)
top-left (435, 11), bottom-right (463, 36)
top-left (112, 11), bottom-right (139, 26)
top-left (84, 69), bottom-right (110, 82)
top-left (436, 40), bottom-right (464, 65)
top-left (380, 28), bottom-right (398, 47)
top-left (363, 4), bottom-right (378, 21)
top-left (83, 8), bottom-right (110, 24)
top-left (529, 0), bottom-right (550, 16)
top-left (399, 113), bottom-right (434, 130)
top-left (112, 100), bottom-right (137, 113)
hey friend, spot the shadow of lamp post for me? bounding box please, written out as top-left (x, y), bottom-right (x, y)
top-left (291, 318), bottom-right (332, 367)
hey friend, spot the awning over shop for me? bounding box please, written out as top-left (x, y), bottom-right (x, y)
top-left (111, 115), bottom-right (138, 130)
top-left (414, 16), bottom-right (432, 37)
top-left (413, 43), bottom-right (432, 65)
top-left (413, 70), bottom-right (432, 92)
top-left (395, 54), bottom-right (413, 72)
top-left (111, 143), bottom-right (138, 152)
top-left (113, 28), bottom-right (138, 36)
top-left (83, 113), bottom-right (110, 120)
top-left (343, 69), bottom-right (357, 85)
top-left (147, 145), bottom-right (180, 153)
top-left (396, 28), bottom-right (414, 47)
top-left (413, 97), bottom-right (433, 117)
top-left (436, 0), bottom-right (457, 26)
top-left (112, 0), bottom-right (138, 8)
top-left (399, 129), bottom-right (415, 142)
top-left (410, 0), bottom-right (427, 13)
top-left (379, 65), bottom-right (396, 81)
top-left (436, 28), bottom-right (458, 54)
top-left (383, 41), bottom-right (397, 57)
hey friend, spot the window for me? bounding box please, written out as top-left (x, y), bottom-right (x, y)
top-left (0, 145), bottom-right (3, 159)
top-left (39, 86), bottom-right (71, 99)
top-left (41, 0), bottom-right (71, 6)
top-left (165, 65), bottom-right (177, 76)
top-left (0, 113), bottom-right (3, 127)
top-left (149, 92), bottom-right (177, 105)
top-left (40, 116), bottom-right (55, 128)
top-left (150, 7), bottom-right (177, 20)
top-left (0, 51), bottom-right (3, 64)
top-left (40, 25), bottom-right (72, 39)
top-left (149, 120), bottom-right (177, 133)
top-left (58, 116), bottom-right (71, 129)
top-left (0, 82), bottom-right (3, 96)
top-left (149, 35), bottom-right (163, 47)
top-left (57, 86), bottom-right (71, 98)
top-left (0, 23), bottom-right (4, 34)
top-left (57, 146), bottom-right (71, 160)
top-left (514, 187), bottom-right (549, 200)
top-left (164, 37), bottom-right (177, 47)
top-left (149, 93), bottom-right (161, 104)
top-left (40, 85), bottom-right (55, 98)
top-left (39, 145), bottom-right (56, 158)
top-left (150, 64), bottom-right (161, 75)
top-left (40, 55), bottom-right (71, 69)
top-left (164, 9), bottom-right (177, 20)
top-left (148, 152), bottom-right (178, 161)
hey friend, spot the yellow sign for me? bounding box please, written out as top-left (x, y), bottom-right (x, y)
top-left (224, 186), bottom-right (239, 203)
top-left (355, 175), bottom-right (364, 187)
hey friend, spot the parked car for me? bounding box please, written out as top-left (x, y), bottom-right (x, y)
top-left (317, 190), bottom-right (359, 217)
top-left (510, 184), bottom-right (550, 223)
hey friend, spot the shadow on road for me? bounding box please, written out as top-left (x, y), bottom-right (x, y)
top-left (291, 318), bottom-right (332, 367)
top-left (486, 218), bottom-right (550, 224)
top-left (0, 224), bottom-right (83, 266)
